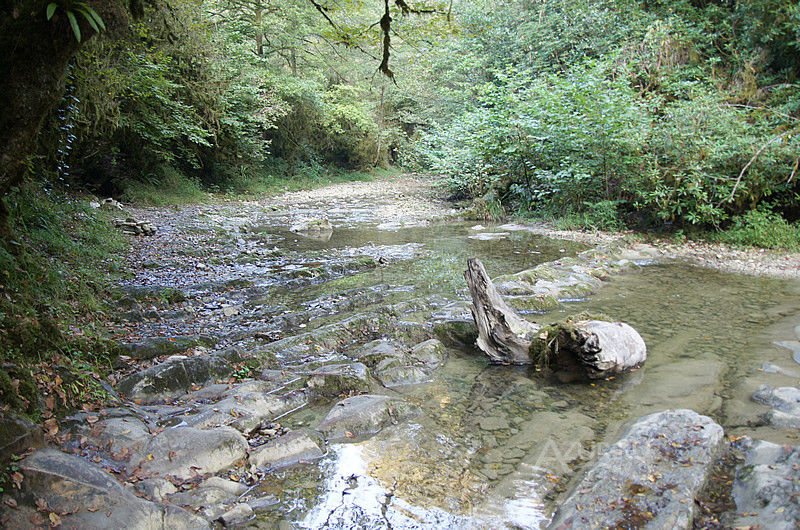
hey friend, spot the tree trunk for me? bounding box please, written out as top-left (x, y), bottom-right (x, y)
top-left (464, 258), bottom-right (647, 378)
top-left (464, 258), bottom-right (541, 364)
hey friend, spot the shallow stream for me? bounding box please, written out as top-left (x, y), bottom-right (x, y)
top-left (120, 201), bottom-right (800, 528)
top-left (213, 216), bottom-right (800, 528)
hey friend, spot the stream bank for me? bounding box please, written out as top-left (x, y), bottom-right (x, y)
top-left (2, 174), bottom-right (800, 529)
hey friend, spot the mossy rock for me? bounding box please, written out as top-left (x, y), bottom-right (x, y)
top-left (529, 312), bottom-right (615, 369)
top-left (507, 294), bottom-right (561, 312)
top-left (433, 320), bottom-right (478, 348)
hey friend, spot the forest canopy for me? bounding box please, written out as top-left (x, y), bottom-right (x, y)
top-left (0, 0), bottom-right (798, 233)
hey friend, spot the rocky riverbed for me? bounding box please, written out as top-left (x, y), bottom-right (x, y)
top-left (2, 174), bottom-right (799, 529)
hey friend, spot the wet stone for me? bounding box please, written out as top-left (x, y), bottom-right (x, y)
top-left (753, 384), bottom-right (800, 428)
top-left (316, 394), bottom-right (415, 441)
top-left (305, 362), bottom-right (371, 397)
top-left (733, 438), bottom-right (800, 530)
top-left (219, 503), bottom-right (254, 526)
top-left (249, 429), bottom-right (324, 471)
top-left (479, 416), bottom-right (510, 431)
top-left (548, 409), bottom-right (724, 530)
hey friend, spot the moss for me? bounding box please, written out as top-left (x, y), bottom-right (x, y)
top-left (528, 312), bottom-right (614, 368)
top-left (508, 294), bottom-right (561, 312)
top-left (0, 366), bottom-right (38, 414)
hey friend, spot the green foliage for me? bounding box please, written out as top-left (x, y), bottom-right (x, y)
top-left (411, 0), bottom-right (800, 239)
top-left (0, 182), bottom-right (125, 364)
top-left (717, 208), bottom-right (800, 250)
top-left (46, 0), bottom-right (106, 42)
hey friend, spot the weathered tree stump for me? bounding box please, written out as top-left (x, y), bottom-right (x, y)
top-left (464, 258), bottom-right (646, 378)
top-left (465, 258), bottom-right (541, 364)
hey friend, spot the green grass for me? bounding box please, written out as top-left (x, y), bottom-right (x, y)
top-left (715, 209), bottom-right (800, 251)
top-left (1, 181), bottom-right (127, 413)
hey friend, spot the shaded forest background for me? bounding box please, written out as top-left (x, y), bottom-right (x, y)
top-left (0, 0), bottom-right (799, 386)
top-left (2, 0), bottom-right (798, 230)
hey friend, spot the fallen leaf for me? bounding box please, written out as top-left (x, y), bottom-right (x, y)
top-left (3, 498), bottom-right (18, 509)
top-left (35, 498), bottom-right (48, 511)
top-left (11, 471), bottom-right (23, 489)
top-left (86, 415), bottom-right (99, 424)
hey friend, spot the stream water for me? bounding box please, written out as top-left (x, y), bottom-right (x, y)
top-left (122, 203), bottom-right (800, 529)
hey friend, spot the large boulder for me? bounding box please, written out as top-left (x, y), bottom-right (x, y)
top-left (0, 411), bottom-right (43, 466)
top-left (316, 394), bottom-right (417, 441)
top-left (139, 426), bottom-right (248, 480)
top-left (117, 335), bottom-right (216, 361)
top-left (548, 409), bottom-right (724, 529)
top-left (12, 449), bottom-right (208, 529)
top-left (116, 348), bottom-right (242, 403)
top-left (304, 363), bottom-right (371, 397)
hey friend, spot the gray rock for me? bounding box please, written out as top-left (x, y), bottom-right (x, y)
top-left (433, 320), bottom-right (478, 348)
top-left (0, 412), bottom-right (43, 466)
top-left (201, 476), bottom-right (248, 496)
top-left (248, 495), bottom-right (279, 513)
top-left (410, 338), bottom-right (447, 367)
top-left (753, 384), bottom-right (800, 414)
top-left (249, 429), bottom-right (324, 471)
top-left (352, 339), bottom-right (406, 366)
top-left (136, 477), bottom-right (177, 502)
top-left (15, 449), bottom-right (208, 529)
top-left (753, 384), bottom-right (800, 428)
top-left (72, 415), bottom-right (152, 456)
top-left (733, 438), bottom-right (800, 529)
top-left (305, 362), bottom-right (371, 397)
top-left (117, 334), bottom-right (216, 360)
top-left (218, 503), bottom-right (254, 526)
top-left (548, 409), bottom-right (724, 529)
top-left (167, 485), bottom-right (235, 511)
top-left (116, 348), bottom-right (243, 402)
top-left (140, 426), bottom-right (248, 480)
top-left (478, 416), bottom-right (510, 431)
top-left (178, 388), bottom-right (309, 433)
top-left (373, 359), bottom-right (431, 388)
top-left (316, 394), bottom-right (417, 441)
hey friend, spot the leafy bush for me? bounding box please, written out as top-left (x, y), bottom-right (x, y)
top-left (717, 208), bottom-right (800, 250)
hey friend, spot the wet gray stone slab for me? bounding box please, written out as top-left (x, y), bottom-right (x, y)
top-left (249, 428), bottom-right (325, 471)
top-left (733, 438), bottom-right (800, 529)
top-left (548, 409), bottom-right (724, 529)
top-left (13, 449), bottom-right (208, 529)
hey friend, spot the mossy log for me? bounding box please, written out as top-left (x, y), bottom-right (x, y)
top-left (465, 258), bottom-right (646, 378)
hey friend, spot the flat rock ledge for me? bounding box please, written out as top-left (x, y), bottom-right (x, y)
top-left (548, 409), bottom-right (724, 529)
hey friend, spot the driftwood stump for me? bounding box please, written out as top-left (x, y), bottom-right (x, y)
top-left (465, 258), bottom-right (540, 364)
top-left (465, 258), bottom-right (647, 378)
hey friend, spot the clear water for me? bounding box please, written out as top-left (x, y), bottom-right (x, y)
top-left (233, 220), bottom-right (800, 529)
